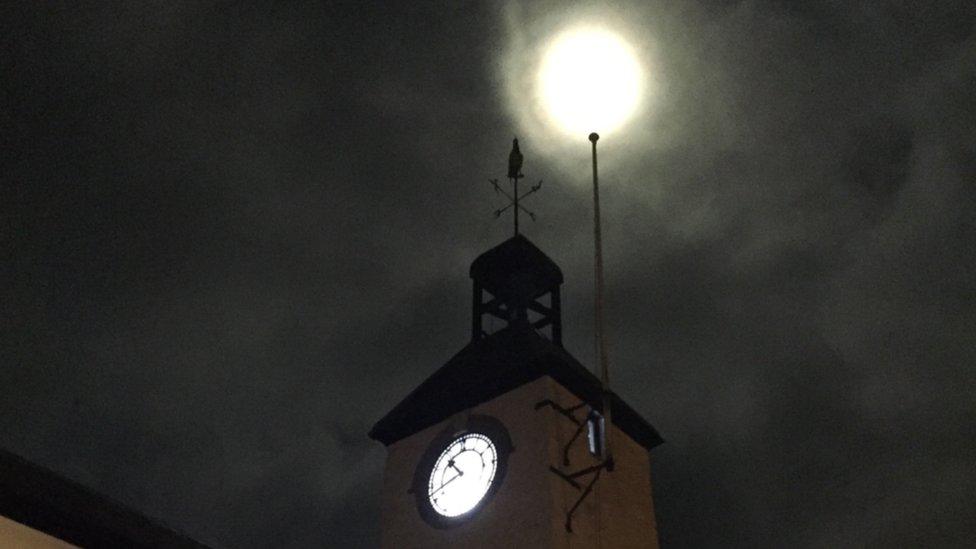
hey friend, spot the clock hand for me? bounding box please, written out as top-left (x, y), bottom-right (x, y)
top-left (449, 460), bottom-right (464, 476)
top-left (431, 470), bottom-right (462, 496)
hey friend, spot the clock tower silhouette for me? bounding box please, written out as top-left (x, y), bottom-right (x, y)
top-left (369, 233), bottom-right (663, 548)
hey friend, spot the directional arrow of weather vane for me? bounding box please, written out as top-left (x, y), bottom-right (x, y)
top-left (489, 138), bottom-right (543, 236)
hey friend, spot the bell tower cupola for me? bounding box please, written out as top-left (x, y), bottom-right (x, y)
top-left (470, 234), bottom-right (563, 344)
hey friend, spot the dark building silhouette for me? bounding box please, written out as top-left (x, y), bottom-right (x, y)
top-left (0, 448), bottom-right (208, 548)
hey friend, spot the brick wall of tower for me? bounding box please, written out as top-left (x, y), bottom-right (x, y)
top-left (378, 376), bottom-right (658, 549)
top-left (379, 377), bottom-right (555, 549)
top-left (545, 379), bottom-right (659, 549)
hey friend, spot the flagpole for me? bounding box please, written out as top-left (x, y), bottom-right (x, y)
top-left (589, 132), bottom-right (613, 470)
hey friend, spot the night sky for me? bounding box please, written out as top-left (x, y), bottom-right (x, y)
top-left (3, 2), bottom-right (975, 547)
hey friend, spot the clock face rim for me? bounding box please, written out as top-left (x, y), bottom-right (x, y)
top-left (412, 415), bottom-right (513, 529)
top-left (427, 432), bottom-right (499, 517)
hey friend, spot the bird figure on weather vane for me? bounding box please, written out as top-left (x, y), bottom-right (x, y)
top-left (489, 137), bottom-right (542, 236)
top-left (508, 138), bottom-right (523, 178)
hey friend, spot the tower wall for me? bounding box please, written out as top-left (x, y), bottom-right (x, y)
top-left (379, 377), bottom-right (554, 549)
top-left (547, 380), bottom-right (659, 549)
top-left (378, 376), bottom-right (658, 548)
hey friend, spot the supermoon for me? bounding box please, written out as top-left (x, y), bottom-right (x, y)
top-left (537, 27), bottom-right (644, 137)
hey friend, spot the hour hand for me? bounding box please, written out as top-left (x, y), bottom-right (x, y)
top-left (448, 460), bottom-right (464, 476)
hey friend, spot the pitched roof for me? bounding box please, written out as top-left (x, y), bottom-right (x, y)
top-left (469, 234), bottom-right (563, 301)
top-left (0, 448), bottom-right (209, 549)
top-left (369, 326), bottom-right (663, 451)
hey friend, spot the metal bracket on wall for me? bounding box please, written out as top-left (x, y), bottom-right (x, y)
top-left (534, 398), bottom-right (612, 532)
top-left (550, 459), bottom-right (612, 532)
top-left (534, 399), bottom-right (589, 466)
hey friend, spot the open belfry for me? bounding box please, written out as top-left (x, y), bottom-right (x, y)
top-left (369, 140), bottom-right (662, 548)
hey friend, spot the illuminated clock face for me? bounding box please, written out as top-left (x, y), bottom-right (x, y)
top-left (427, 433), bottom-right (499, 517)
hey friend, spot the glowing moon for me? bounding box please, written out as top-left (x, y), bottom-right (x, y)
top-left (537, 27), bottom-right (644, 137)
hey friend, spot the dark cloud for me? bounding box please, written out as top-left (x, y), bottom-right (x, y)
top-left (2, 1), bottom-right (974, 547)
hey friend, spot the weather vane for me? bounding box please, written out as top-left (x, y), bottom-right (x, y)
top-left (488, 138), bottom-right (543, 235)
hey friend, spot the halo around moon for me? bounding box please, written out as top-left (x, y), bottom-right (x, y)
top-left (536, 27), bottom-right (644, 137)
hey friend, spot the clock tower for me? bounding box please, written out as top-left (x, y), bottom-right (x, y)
top-left (369, 233), bottom-right (663, 548)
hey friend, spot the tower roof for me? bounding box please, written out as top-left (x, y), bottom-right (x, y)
top-left (368, 326), bottom-right (663, 451)
top-left (470, 234), bottom-right (563, 303)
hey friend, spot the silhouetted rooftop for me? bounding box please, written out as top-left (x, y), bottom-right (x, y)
top-left (369, 325), bottom-right (663, 451)
top-left (469, 234), bottom-right (563, 303)
top-left (0, 448), bottom-right (209, 549)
